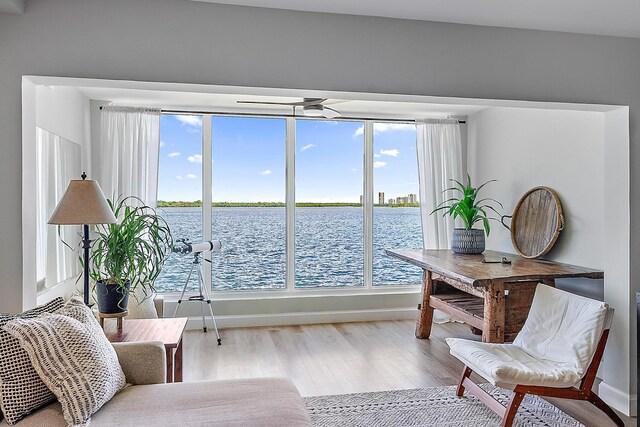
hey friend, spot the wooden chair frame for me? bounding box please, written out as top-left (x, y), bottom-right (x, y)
top-left (455, 329), bottom-right (624, 427)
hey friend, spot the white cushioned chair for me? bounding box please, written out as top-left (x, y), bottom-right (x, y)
top-left (447, 284), bottom-right (623, 427)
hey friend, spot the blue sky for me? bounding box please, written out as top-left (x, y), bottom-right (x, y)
top-left (157, 115), bottom-right (418, 202)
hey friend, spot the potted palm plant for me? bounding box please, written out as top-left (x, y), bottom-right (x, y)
top-left (89, 196), bottom-right (173, 313)
top-left (431, 175), bottom-right (505, 254)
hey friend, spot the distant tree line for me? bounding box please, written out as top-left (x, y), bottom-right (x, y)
top-left (157, 200), bottom-right (419, 208)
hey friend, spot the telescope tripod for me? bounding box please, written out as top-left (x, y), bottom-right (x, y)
top-left (172, 252), bottom-right (221, 345)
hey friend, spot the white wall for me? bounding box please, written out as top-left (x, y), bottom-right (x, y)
top-left (468, 107), bottom-right (605, 268)
top-left (25, 85), bottom-right (91, 306)
top-left (36, 86), bottom-right (87, 145)
top-left (467, 106), bottom-right (635, 414)
top-left (601, 107), bottom-right (633, 414)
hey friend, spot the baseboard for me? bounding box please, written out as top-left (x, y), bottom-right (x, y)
top-left (598, 381), bottom-right (637, 417)
top-left (183, 307), bottom-right (417, 330)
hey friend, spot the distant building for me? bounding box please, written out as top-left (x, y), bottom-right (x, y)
top-left (388, 198), bottom-right (394, 205)
top-left (408, 193), bottom-right (418, 204)
top-left (378, 192), bottom-right (385, 205)
top-left (400, 196), bottom-right (409, 204)
top-left (359, 195), bottom-right (363, 204)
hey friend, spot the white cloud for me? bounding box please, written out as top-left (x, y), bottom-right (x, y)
top-left (374, 161), bottom-right (387, 168)
top-left (185, 174), bottom-right (198, 179)
top-left (380, 149), bottom-right (399, 157)
top-left (350, 167), bottom-right (358, 172)
top-left (374, 123), bottom-right (415, 134)
top-left (176, 176), bottom-right (183, 180)
top-left (353, 122), bottom-right (415, 137)
top-left (260, 169), bottom-right (272, 176)
top-left (167, 152), bottom-right (181, 158)
top-left (175, 115), bottom-right (202, 128)
top-left (301, 144), bottom-right (315, 152)
top-left (374, 154), bottom-right (381, 158)
top-left (160, 140), bottom-right (165, 148)
top-left (187, 154), bottom-right (202, 163)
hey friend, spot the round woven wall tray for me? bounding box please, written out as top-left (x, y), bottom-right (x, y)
top-left (509, 186), bottom-right (564, 259)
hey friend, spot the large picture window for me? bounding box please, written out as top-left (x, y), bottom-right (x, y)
top-left (295, 120), bottom-right (364, 287)
top-left (156, 115), bottom-right (203, 293)
top-left (156, 115), bottom-right (421, 293)
top-left (372, 123), bottom-right (423, 286)
top-left (210, 117), bottom-right (286, 290)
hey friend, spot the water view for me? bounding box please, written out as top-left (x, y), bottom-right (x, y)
top-left (155, 206), bottom-right (423, 292)
top-left (156, 114), bottom-right (423, 293)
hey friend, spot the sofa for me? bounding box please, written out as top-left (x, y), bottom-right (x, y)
top-left (2, 341), bottom-right (312, 426)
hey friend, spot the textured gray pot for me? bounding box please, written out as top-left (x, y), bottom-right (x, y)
top-left (451, 228), bottom-right (486, 254)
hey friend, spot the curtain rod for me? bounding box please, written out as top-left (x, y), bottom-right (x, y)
top-left (99, 106), bottom-right (466, 124)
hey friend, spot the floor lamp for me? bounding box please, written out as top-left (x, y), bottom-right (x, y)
top-left (48, 172), bottom-right (117, 306)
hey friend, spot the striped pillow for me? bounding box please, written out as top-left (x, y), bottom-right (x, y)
top-left (0, 297), bottom-right (64, 425)
top-left (3, 298), bottom-right (126, 427)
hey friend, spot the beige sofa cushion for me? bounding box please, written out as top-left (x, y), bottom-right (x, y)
top-left (3, 378), bottom-right (312, 427)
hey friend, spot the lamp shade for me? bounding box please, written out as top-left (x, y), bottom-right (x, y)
top-left (48, 179), bottom-right (117, 225)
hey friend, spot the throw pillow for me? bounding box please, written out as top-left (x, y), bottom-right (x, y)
top-left (3, 298), bottom-right (126, 427)
top-left (0, 297), bottom-right (64, 425)
top-left (126, 285), bottom-right (158, 319)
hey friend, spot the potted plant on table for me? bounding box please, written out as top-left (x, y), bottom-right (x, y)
top-left (89, 196), bottom-right (173, 313)
top-left (431, 175), bottom-right (506, 254)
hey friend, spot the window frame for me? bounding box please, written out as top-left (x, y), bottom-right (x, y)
top-left (159, 114), bottom-right (421, 296)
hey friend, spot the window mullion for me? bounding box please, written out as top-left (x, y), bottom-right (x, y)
top-left (202, 115), bottom-right (213, 290)
top-left (285, 118), bottom-right (296, 292)
top-left (364, 121), bottom-right (374, 289)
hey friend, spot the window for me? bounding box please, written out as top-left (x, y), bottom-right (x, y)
top-left (155, 115), bottom-right (203, 293)
top-left (295, 120), bottom-right (364, 287)
top-left (372, 123), bottom-right (423, 285)
top-left (35, 128), bottom-right (82, 292)
top-left (210, 117), bottom-right (286, 290)
top-left (155, 115), bottom-right (423, 293)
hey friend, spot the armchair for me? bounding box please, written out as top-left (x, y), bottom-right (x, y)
top-left (447, 284), bottom-right (623, 427)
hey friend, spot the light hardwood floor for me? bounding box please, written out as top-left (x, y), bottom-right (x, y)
top-left (182, 320), bottom-right (635, 426)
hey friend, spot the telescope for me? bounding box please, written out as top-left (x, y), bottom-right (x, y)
top-left (172, 239), bottom-right (222, 254)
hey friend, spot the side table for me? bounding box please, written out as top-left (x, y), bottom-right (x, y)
top-left (103, 317), bottom-right (188, 383)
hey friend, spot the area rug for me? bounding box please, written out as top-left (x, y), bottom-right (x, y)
top-left (304, 384), bottom-right (584, 426)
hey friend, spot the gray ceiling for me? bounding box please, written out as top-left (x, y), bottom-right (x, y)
top-left (192, 0), bottom-right (640, 38)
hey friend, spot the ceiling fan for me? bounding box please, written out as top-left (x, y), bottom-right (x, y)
top-left (236, 98), bottom-right (341, 119)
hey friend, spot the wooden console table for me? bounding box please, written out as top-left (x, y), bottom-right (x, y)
top-left (104, 317), bottom-right (188, 383)
top-left (386, 249), bottom-right (603, 343)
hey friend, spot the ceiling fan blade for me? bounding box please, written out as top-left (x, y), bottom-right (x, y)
top-left (237, 98), bottom-right (329, 107)
top-left (322, 106), bottom-right (341, 119)
top-left (299, 98), bottom-right (328, 106)
top-left (322, 99), bottom-right (347, 106)
top-left (236, 100), bottom-right (301, 106)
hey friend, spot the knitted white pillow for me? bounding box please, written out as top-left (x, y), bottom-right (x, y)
top-left (3, 298), bottom-right (126, 427)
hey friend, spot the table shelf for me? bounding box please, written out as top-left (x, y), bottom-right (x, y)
top-left (430, 291), bottom-right (485, 331)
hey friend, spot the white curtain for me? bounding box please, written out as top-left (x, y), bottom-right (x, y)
top-left (416, 119), bottom-right (465, 250)
top-left (99, 106), bottom-right (161, 206)
top-left (416, 119), bottom-right (464, 324)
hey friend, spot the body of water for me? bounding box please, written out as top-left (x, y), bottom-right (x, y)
top-left (155, 207), bottom-right (423, 292)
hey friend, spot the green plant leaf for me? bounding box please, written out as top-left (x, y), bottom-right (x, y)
top-left (87, 195), bottom-right (173, 297)
top-left (429, 175), bottom-right (506, 232)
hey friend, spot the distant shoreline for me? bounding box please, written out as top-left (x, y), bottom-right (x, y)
top-left (157, 201), bottom-right (420, 208)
